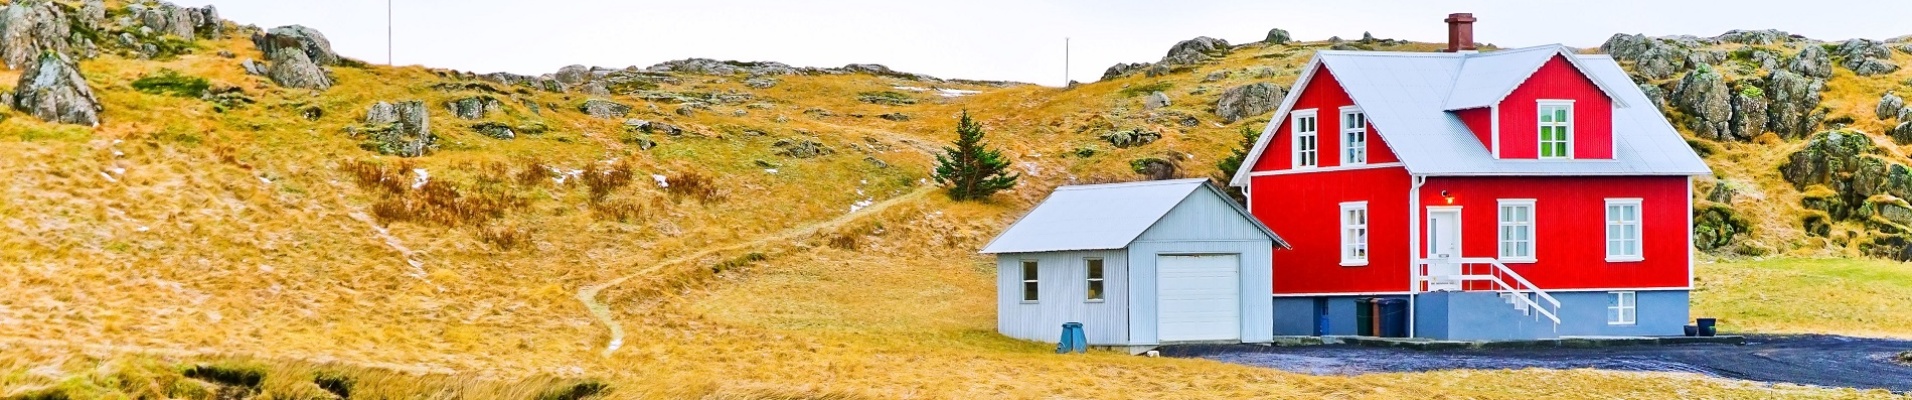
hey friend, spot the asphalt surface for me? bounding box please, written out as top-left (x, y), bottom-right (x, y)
top-left (1160, 335), bottom-right (1912, 392)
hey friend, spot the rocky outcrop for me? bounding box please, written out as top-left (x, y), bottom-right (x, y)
top-left (1729, 86), bottom-right (1768, 140)
top-left (1100, 129), bottom-right (1160, 148)
top-left (1672, 67), bottom-right (1731, 139)
top-left (773, 138), bottom-right (833, 158)
top-left (1881, 92), bottom-right (1905, 121)
top-left (1602, 33), bottom-right (1690, 80)
top-left (79, 0), bottom-right (105, 29)
top-left (1264, 28), bottom-right (1291, 45)
top-left (1781, 130), bottom-right (1881, 199)
top-left (1639, 83), bottom-right (1666, 110)
top-left (359, 101), bottom-right (435, 157)
top-left (554, 64), bottom-right (592, 85)
top-left (0, 1), bottom-right (74, 70)
top-left (1787, 45), bottom-right (1833, 79)
top-left (446, 96), bottom-right (502, 120)
top-left (1143, 92), bottom-right (1170, 110)
top-left (1763, 70), bottom-right (1824, 139)
top-left (1715, 29), bottom-right (1794, 45)
top-left (12, 53), bottom-right (100, 126)
top-left (579, 99), bottom-right (631, 119)
top-left (136, 2), bottom-right (220, 39)
top-left (264, 49), bottom-right (331, 89)
top-left (471, 122), bottom-right (514, 140)
top-left (1834, 39), bottom-right (1899, 76)
top-left (1214, 82), bottom-right (1283, 124)
top-left (1162, 36), bottom-right (1229, 68)
top-left (1101, 62), bottom-right (1150, 81)
top-left (240, 58), bottom-right (265, 75)
top-left (1693, 203), bottom-right (1751, 252)
top-left (253, 25), bottom-right (340, 67)
top-left (647, 58), bottom-right (800, 76)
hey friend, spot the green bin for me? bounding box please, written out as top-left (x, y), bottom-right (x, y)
top-left (1354, 298), bottom-right (1375, 336)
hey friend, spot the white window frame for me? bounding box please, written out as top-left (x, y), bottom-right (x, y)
top-left (1340, 201), bottom-right (1369, 266)
top-left (1605, 198), bottom-right (1644, 262)
top-left (1496, 199), bottom-right (1536, 263)
top-left (1607, 291), bottom-right (1637, 325)
top-left (1537, 100), bottom-right (1574, 159)
top-left (1340, 106), bottom-right (1367, 166)
top-left (1291, 109), bottom-right (1319, 169)
top-left (1020, 260), bottom-right (1039, 303)
top-left (1084, 258), bottom-right (1105, 303)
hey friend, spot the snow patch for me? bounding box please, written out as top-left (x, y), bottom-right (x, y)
top-left (652, 174), bottom-right (670, 188)
top-left (937, 88), bottom-right (981, 98)
top-left (892, 86), bottom-right (930, 92)
top-left (411, 168), bottom-right (430, 189)
top-left (1020, 161), bottom-right (1041, 177)
top-left (765, 168), bottom-right (779, 174)
top-left (552, 168), bottom-right (584, 185)
top-left (258, 176), bottom-right (271, 185)
top-left (850, 198), bottom-right (875, 213)
top-left (99, 172), bottom-right (116, 182)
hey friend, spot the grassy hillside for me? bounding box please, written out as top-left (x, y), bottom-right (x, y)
top-left (0, 1), bottom-right (1909, 398)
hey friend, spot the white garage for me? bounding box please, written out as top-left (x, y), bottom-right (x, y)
top-left (981, 179), bottom-right (1285, 347)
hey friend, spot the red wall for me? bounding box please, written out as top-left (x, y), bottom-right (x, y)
top-left (1456, 107), bottom-right (1493, 153)
top-left (1497, 55), bottom-right (1614, 159)
top-left (1251, 66), bottom-right (1399, 172)
top-left (1417, 176), bottom-right (1690, 290)
top-left (1251, 167), bottom-right (1412, 294)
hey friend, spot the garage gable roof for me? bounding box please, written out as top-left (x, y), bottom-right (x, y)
top-left (981, 179), bottom-right (1284, 254)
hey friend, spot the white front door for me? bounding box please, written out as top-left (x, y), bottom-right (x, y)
top-left (1426, 208), bottom-right (1462, 291)
top-left (1157, 254), bottom-right (1241, 342)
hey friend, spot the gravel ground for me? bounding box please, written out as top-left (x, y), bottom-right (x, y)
top-left (1160, 335), bottom-right (1912, 392)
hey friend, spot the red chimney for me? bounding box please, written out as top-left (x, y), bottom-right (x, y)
top-left (1444, 13), bottom-right (1477, 52)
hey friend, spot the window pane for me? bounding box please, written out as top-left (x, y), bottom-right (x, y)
top-left (1024, 282), bottom-right (1039, 301)
top-left (1023, 262), bottom-right (1038, 281)
top-left (1555, 108), bottom-right (1568, 122)
top-left (1087, 259), bottom-right (1103, 279)
top-left (1087, 281), bottom-right (1103, 301)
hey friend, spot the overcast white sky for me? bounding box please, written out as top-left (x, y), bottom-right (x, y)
top-left (211, 1), bottom-right (1909, 86)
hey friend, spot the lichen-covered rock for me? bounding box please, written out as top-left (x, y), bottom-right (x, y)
top-left (0, 0), bottom-right (74, 70)
top-left (471, 122), bottom-right (514, 140)
top-left (1693, 203), bottom-right (1751, 252)
top-left (445, 96), bottom-right (501, 120)
top-left (252, 25), bottom-right (340, 67)
top-left (744, 77), bottom-right (777, 89)
top-left (1101, 62), bottom-right (1150, 80)
top-left (240, 58), bottom-right (266, 76)
top-left (1160, 36), bottom-right (1230, 68)
top-left (773, 138), bottom-right (833, 158)
top-left (1214, 82), bottom-right (1284, 124)
top-left (554, 64), bottom-right (592, 85)
top-left (1100, 129), bottom-right (1161, 148)
top-left (1781, 130), bottom-right (1877, 199)
top-left (1143, 91), bottom-right (1170, 110)
top-left (359, 101), bottom-right (435, 157)
top-left (578, 99), bottom-right (631, 119)
top-left (1833, 38), bottom-right (1898, 76)
top-left (1764, 70), bottom-right (1824, 139)
top-left (648, 58), bottom-right (801, 77)
top-left (1729, 87), bottom-right (1768, 140)
top-left (79, 0), bottom-right (105, 29)
top-left (1202, 70), bottom-right (1231, 82)
top-left (1715, 29), bottom-right (1793, 45)
top-left (1787, 45), bottom-right (1833, 79)
top-left (1602, 33), bottom-right (1689, 80)
top-left (137, 2), bottom-right (209, 39)
top-left (264, 48), bottom-right (331, 89)
top-left (12, 53), bottom-right (100, 126)
top-left (1881, 92), bottom-right (1905, 121)
top-left (1749, 49), bottom-right (1781, 71)
top-left (1639, 83), bottom-right (1666, 110)
top-left (1672, 68), bottom-right (1731, 139)
top-left (1264, 28), bottom-right (1291, 45)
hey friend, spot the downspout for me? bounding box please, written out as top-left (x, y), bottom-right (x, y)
top-left (1408, 174), bottom-right (1426, 338)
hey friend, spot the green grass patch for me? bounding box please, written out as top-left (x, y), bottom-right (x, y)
top-left (1118, 81), bottom-right (1174, 97)
top-left (1694, 257), bottom-right (1912, 337)
top-left (132, 69), bottom-right (211, 98)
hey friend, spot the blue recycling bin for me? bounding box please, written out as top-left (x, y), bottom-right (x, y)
top-left (1056, 322), bottom-right (1087, 354)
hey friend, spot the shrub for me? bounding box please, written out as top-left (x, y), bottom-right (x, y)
top-left (933, 111), bottom-right (1018, 201)
top-left (536, 380), bottom-right (609, 400)
top-left (182, 363), bottom-right (265, 389)
top-left (312, 371), bottom-right (354, 399)
top-left (581, 161), bottom-right (635, 201)
top-left (856, 91), bottom-right (916, 105)
top-left (478, 223), bottom-right (531, 251)
top-left (664, 170), bottom-right (723, 204)
top-left (132, 69), bottom-right (211, 98)
top-left (712, 252), bottom-right (768, 274)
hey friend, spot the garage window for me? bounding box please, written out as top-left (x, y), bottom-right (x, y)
top-left (1608, 291), bottom-right (1636, 325)
top-left (1021, 260), bottom-right (1039, 303)
top-left (1085, 258), bottom-right (1105, 302)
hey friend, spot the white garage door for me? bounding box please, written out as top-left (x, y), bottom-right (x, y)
top-left (1157, 254), bottom-right (1241, 342)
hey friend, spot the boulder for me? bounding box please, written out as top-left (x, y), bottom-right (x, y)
top-left (1892, 121), bottom-right (1912, 145)
top-left (1692, 203), bottom-right (1751, 252)
top-left (1214, 82), bottom-right (1284, 124)
top-left (79, 0), bottom-right (104, 29)
top-left (1749, 50), bottom-right (1781, 71)
top-left (578, 99), bottom-right (631, 119)
top-left (0, 1), bottom-right (73, 70)
top-left (1161, 36), bottom-right (1229, 68)
top-left (1881, 92), bottom-right (1905, 121)
top-left (1763, 70), bottom-right (1824, 139)
top-left (1203, 70), bottom-right (1231, 82)
top-left (1671, 68), bottom-right (1731, 139)
top-left (1143, 91), bottom-right (1170, 110)
top-left (1715, 29), bottom-right (1793, 45)
top-left (1781, 130), bottom-right (1874, 192)
top-left (471, 122), bottom-right (514, 140)
top-left (1101, 62), bottom-right (1150, 80)
top-left (264, 48), bottom-right (332, 90)
top-left (773, 138), bottom-right (833, 158)
top-left (252, 25), bottom-right (340, 66)
top-left (744, 77), bottom-right (777, 89)
top-left (1787, 45), bottom-right (1833, 79)
top-left (1100, 129), bottom-right (1161, 148)
top-left (1639, 83), bottom-right (1666, 110)
top-left (12, 53), bottom-right (100, 126)
top-left (1729, 86), bottom-right (1768, 140)
top-left (577, 80), bottom-right (609, 96)
top-left (1264, 28), bottom-right (1291, 45)
top-left (1601, 33), bottom-right (1688, 80)
top-left (359, 101), bottom-right (434, 157)
top-left (623, 119), bottom-right (684, 136)
top-left (554, 64), bottom-right (592, 85)
top-left (138, 2), bottom-right (203, 39)
top-left (445, 96), bottom-right (502, 120)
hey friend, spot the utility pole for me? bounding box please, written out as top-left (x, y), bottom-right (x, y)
top-left (387, 0), bottom-right (394, 65)
top-left (1064, 37), bottom-right (1070, 85)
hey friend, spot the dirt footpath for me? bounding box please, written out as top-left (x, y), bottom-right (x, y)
top-left (1161, 335), bottom-right (1912, 392)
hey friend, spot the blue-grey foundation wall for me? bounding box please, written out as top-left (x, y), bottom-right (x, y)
top-left (1274, 290), bottom-right (1689, 340)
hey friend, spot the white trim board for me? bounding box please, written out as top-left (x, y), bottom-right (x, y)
top-left (1247, 162), bottom-right (1405, 178)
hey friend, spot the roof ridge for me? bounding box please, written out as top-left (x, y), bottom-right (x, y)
top-left (1056, 178), bottom-right (1208, 191)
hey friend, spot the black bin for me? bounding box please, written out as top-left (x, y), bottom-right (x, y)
top-left (1354, 298), bottom-right (1375, 336)
top-left (1696, 318), bottom-right (1718, 337)
top-left (1377, 299), bottom-right (1409, 338)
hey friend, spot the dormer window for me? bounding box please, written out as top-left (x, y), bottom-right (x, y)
top-left (1538, 100), bottom-right (1573, 159)
top-left (1292, 109), bottom-right (1319, 168)
top-left (1340, 107), bottom-right (1367, 165)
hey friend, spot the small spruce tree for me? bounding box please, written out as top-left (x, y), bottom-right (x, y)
top-left (934, 111), bottom-right (1018, 201)
top-left (1215, 126), bottom-right (1262, 204)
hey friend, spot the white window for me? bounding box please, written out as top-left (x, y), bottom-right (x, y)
top-left (1085, 258), bottom-right (1105, 302)
top-left (1340, 201), bottom-right (1369, 266)
top-left (1538, 101), bottom-right (1573, 159)
top-left (1606, 199), bottom-right (1643, 262)
top-left (1292, 109), bottom-right (1319, 168)
top-left (1497, 199), bottom-right (1535, 262)
top-left (1021, 260), bottom-right (1039, 302)
top-left (1607, 291), bottom-right (1637, 325)
top-left (1341, 107), bottom-right (1367, 165)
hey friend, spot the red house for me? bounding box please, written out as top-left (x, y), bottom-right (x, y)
top-left (1230, 14), bottom-right (1710, 340)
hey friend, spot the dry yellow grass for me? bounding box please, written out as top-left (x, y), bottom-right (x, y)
top-left (1, 7), bottom-right (1908, 398)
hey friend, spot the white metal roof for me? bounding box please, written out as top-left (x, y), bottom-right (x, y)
top-left (1229, 45), bottom-right (1711, 187)
top-left (980, 179), bottom-right (1285, 254)
top-left (1443, 45), bottom-right (1631, 110)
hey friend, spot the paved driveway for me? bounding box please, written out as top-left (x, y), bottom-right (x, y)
top-left (1160, 335), bottom-right (1912, 392)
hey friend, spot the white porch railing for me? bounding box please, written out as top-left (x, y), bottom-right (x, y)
top-left (1415, 257), bottom-right (1561, 329)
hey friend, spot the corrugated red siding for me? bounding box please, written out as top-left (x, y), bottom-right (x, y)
top-left (1455, 107), bottom-right (1493, 154)
top-left (1496, 55), bottom-right (1614, 160)
top-left (1417, 176), bottom-right (1690, 290)
top-left (1251, 66), bottom-right (1400, 172)
top-left (1251, 167), bottom-right (1412, 294)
